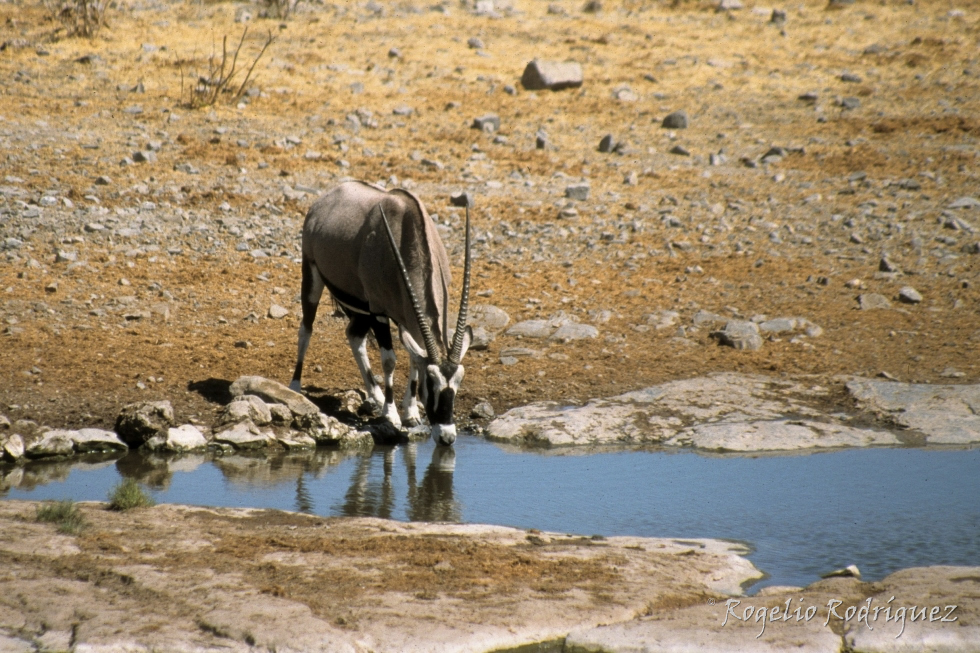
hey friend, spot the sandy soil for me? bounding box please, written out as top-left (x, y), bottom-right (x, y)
top-left (0, 0), bottom-right (978, 435)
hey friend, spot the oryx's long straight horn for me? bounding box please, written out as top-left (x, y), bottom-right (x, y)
top-left (449, 203), bottom-right (472, 365)
top-left (379, 203), bottom-right (442, 364)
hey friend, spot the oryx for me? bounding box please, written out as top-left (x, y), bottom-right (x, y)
top-left (289, 181), bottom-right (473, 446)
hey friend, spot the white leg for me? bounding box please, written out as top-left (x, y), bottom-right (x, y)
top-left (401, 352), bottom-right (423, 426)
top-left (349, 328), bottom-right (386, 407)
top-left (380, 346), bottom-right (402, 427)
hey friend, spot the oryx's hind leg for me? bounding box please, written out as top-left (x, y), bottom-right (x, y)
top-left (400, 350), bottom-right (424, 427)
top-left (369, 316), bottom-right (403, 428)
top-left (290, 255), bottom-right (324, 392)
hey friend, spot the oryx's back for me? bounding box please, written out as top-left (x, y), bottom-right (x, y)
top-left (301, 180), bottom-right (451, 345)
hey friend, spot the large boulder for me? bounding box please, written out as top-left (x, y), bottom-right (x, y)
top-left (1, 433), bottom-right (25, 461)
top-left (115, 401), bottom-right (176, 447)
top-left (219, 395), bottom-right (273, 427)
top-left (72, 428), bottom-right (128, 453)
top-left (229, 376), bottom-right (318, 420)
top-left (25, 430), bottom-right (75, 458)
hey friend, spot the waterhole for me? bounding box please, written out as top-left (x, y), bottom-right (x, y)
top-left (4, 437), bottom-right (978, 592)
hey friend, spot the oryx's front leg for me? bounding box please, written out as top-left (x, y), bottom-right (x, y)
top-left (400, 350), bottom-right (424, 427)
top-left (290, 255), bottom-right (324, 392)
top-left (346, 314), bottom-right (387, 411)
top-left (370, 316), bottom-right (402, 428)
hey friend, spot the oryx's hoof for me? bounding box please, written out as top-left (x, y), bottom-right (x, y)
top-left (288, 380), bottom-right (302, 393)
top-left (401, 413), bottom-right (422, 428)
top-left (382, 403), bottom-right (402, 429)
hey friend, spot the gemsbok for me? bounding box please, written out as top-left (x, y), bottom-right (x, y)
top-left (289, 181), bottom-right (473, 446)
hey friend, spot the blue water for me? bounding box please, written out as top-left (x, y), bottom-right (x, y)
top-left (4, 437), bottom-right (979, 591)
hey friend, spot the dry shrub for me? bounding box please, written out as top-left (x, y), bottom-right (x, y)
top-left (178, 27), bottom-right (276, 109)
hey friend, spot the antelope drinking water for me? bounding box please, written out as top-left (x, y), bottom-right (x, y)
top-left (289, 181), bottom-right (473, 446)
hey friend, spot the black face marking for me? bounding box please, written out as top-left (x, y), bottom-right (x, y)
top-left (384, 386), bottom-right (394, 404)
top-left (432, 388), bottom-right (456, 425)
top-left (410, 379), bottom-right (418, 399)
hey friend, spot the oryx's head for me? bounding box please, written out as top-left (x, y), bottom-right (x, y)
top-left (380, 202), bottom-right (473, 446)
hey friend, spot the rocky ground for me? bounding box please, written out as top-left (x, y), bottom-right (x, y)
top-left (1, 0), bottom-right (978, 437)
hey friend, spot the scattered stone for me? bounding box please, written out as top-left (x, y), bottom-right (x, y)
top-left (115, 400), bottom-right (176, 447)
top-left (822, 564), bottom-right (861, 579)
top-left (669, 144), bottom-right (691, 156)
top-left (840, 72), bottom-right (862, 83)
top-left (644, 310), bottom-right (680, 330)
top-left (858, 293), bottom-right (891, 310)
top-left (520, 60), bottom-right (584, 91)
top-left (268, 304), bottom-right (289, 319)
top-left (564, 183), bottom-right (590, 201)
top-left (758, 317), bottom-right (799, 333)
top-left (472, 114), bottom-right (500, 132)
top-left (470, 401), bottom-right (495, 419)
top-left (549, 322), bottom-right (598, 342)
top-left (948, 196), bottom-right (980, 210)
top-left (692, 310), bottom-right (727, 327)
top-left (598, 134), bottom-right (617, 153)
top-left (897, 286), bottom-right (922, 304)
top-left (710, 320), bottom-right (763, 351)
top-left (468, 304), bottom-right (510, 333)
top-left (661, 110), bottom-right (689, 129)
top-left (506, 319), bottom-right (556, 339)
top-left (879, 255), bottom-right (900, 273)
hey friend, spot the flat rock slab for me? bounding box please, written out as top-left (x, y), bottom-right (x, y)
top-left (0, 501), bottom-right (761, 653)
top-left (568, 569), bottom-right (980, 653)
top-left (486, 373), bottom-right (978, 451)
top-left (846, 378), bottom-right (980, 444)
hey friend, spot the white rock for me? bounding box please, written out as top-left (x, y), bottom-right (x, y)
top-left (72, 428), bottom-right (128, 453)
top-left (25, 430), bottom-right (75, 458)
top-left (214, 420), bottom-right (276, 450)
top-left (147, 424), bottom-right (208, 452)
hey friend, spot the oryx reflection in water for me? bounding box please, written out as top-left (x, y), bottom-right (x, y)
top-left (334, 444), bottom-right (459, 522)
